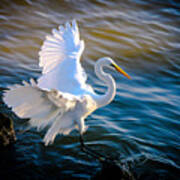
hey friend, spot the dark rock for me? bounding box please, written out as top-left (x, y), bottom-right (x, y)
top-left (92, 160), bottom-right (135, 180)
top-left (0, 112), bottom-right (16, 147)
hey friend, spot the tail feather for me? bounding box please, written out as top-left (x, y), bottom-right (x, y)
top-left (43, 114), bottom-right (77, 146)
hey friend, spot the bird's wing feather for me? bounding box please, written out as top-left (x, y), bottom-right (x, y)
top-left (39, 20), bottom-right (84, 74)
top-left (37, 20), bottom-right (93, 96)
top-left (3, 21), bottom-right (94, 145)
top-left (3, 79), bottom-right (81, 145)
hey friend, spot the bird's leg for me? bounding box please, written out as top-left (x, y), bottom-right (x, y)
top-left (80, 134), bottom-right (103, 160)
top-left (79, 135), bottom-right (109, 162)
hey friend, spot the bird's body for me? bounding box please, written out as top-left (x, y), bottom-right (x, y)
top-left (3, 20), bottom-right (130, 146)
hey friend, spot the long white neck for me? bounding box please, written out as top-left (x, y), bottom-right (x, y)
top-left (94, 59), bottom-right (116, 108)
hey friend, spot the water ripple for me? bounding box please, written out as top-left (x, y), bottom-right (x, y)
top-left (0, 0), bottom-right (180, 179)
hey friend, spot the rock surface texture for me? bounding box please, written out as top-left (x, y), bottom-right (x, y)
top-left (0, 112), bottom-right (16, 147)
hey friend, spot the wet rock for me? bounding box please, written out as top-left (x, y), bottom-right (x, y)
top-left (92, 160), bottom-right (135, 180)
top-left (0, 112), bottom-right (16, 147)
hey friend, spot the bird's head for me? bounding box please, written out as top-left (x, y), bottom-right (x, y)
top-left (98, 57), bottom-right (131, 79)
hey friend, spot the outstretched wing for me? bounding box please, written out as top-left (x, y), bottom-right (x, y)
top-left (3, 79), bottom-right (81, 145)
top-left (3, 21), bottom-right (95, 146)
top-left (39, 20), bottom-right (84, 74)
top-left (38, 20), bottom-right (92, 95)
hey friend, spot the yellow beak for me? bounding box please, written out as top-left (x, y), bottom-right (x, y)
top-left (112, 63), bottom-right (131, 79)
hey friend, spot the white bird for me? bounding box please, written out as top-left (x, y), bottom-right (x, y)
top-left (3, 20), bottom-right (130, 147)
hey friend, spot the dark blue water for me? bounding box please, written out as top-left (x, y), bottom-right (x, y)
top-left (0, 0), bottom-right (180, 179)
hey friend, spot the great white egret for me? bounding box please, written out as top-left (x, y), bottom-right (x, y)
top-left (3, 20), bottom-right (130, 151)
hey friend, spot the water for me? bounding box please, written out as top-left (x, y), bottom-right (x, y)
top-left (0, 0), bottom-right (180, 179)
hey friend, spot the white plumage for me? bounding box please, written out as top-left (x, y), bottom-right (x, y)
top-left (3, 20), bottom-right (130, 146)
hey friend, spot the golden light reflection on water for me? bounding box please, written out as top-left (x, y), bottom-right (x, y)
top-left (0, 0), bottom-right (179, 68)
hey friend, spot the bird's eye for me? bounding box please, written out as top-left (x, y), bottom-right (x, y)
top-left (110, 63), bottom-right (115, 68)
